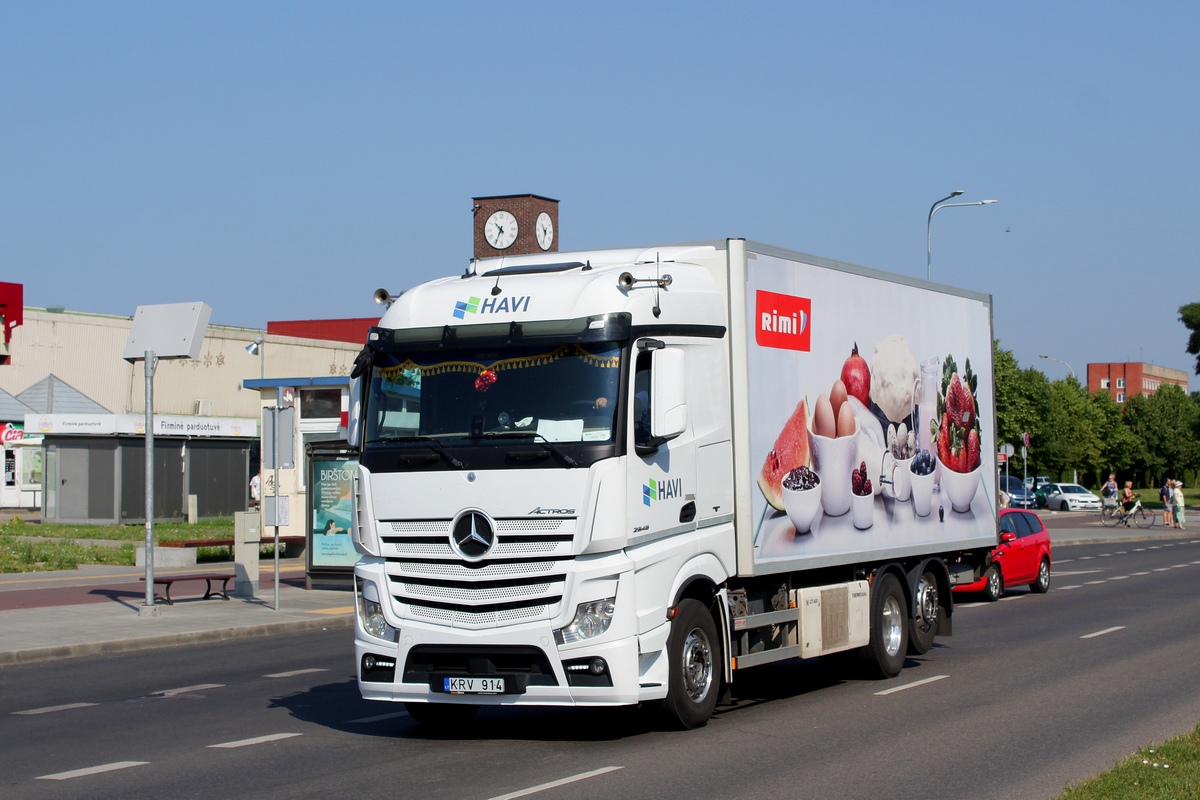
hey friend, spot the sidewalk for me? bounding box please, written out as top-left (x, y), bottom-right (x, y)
top-left (0, 511), bottom-right (1194, 667)
top-left (0, 560), bottom-right (354, 666)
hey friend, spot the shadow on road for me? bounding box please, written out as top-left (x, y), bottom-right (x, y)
top-left (269, 649), bottom-right (950, 742)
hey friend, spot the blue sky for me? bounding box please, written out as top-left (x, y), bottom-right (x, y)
top-left (3, 2), bottom-right (1198, 380)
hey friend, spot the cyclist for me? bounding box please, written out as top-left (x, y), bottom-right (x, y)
top-left (1120, 481), bottom-right (1137, 524)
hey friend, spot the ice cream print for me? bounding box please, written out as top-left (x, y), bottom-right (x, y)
top-left (747, 254), bottom-right (996, 566)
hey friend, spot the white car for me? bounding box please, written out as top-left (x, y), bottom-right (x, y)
top-left (1044, 483), bottom-right (1102, 512)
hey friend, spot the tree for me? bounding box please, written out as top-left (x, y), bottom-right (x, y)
top-left (1090, 390), bottom-right (1139, 484)
top-left (1181, 303), bottom-right (1200, 376)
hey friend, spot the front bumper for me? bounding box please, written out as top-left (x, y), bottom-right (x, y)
top-left (355, 620), bottom-right (643, 707)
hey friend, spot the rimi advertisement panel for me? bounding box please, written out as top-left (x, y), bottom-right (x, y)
top-left (746, 252), bottom-right (997, 571)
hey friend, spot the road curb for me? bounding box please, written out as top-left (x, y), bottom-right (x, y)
top-left (0, 613), bottom-right (353, 666)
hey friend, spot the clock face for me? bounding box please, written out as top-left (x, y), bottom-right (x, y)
top-left (535, 212), bottom-right (554, 250)
top-left (484, 210), bottom-right (518, 250)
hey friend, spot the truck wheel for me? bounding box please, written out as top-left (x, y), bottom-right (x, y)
top-left (404, 702), bottom-right (479, 728)
top-left (907, 570), bottom-right (939, 655)
top-left (865, 572), bottom-right (907, 679)
top-left (1029, 558), bottom-right (1051, 594)
top-left (981, 565), bottom-right (1004, 602)
top-left (661, 599), bottom-right (721, 729)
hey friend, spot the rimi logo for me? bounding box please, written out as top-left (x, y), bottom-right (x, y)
top-left (755, 290), bottom-right (811, 351)
top-left (643, 477), bottom-right (683, 506)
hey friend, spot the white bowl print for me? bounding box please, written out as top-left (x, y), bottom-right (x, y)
top-left (939, 456), bottom-right (982, 513)
top-left (909, 459), bottom-right (936, 517)
top-left (812, 420), bottom-right (858, 517)
top-left (782, 477), bottom-right (822, 534)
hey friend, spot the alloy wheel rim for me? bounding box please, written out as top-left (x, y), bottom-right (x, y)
top-left (882, 595), bottom-right (903, 656)
top-left (682, 628), bottom-right (713, 702)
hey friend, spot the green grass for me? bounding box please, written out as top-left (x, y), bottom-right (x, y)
top-left (0, 517), bottom-right (235, 542)
top-left (0, 536), bottom-right (136, 573)
top-left (0, 518), bottom-right (287, 572)
top-left (1057, 723), bottom-right (1200, 799)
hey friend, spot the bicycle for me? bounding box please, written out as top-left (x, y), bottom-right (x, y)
top-left (1100, 493), bottom-right (1155, 528)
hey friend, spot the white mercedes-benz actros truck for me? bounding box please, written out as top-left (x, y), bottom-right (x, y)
top-left (349, 238), bottom-right (998, 728)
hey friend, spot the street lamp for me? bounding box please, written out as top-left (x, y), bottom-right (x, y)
top-left (927, 192), bottom-right (998, 281)
top-left (1038, 353), bottom-right (1075, 378)
top-left (246, 335), bottom-right (264, 379)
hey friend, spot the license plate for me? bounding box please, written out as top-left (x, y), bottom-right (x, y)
top-left (443, 677), bottom-right (505, 694)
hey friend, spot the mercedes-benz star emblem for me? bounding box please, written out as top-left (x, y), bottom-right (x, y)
top-left (451, 511), bottom-right (495, 559)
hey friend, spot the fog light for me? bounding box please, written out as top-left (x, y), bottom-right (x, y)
top-left (589, 658), bottom-right (607, 675)
top-left (364, 655), bottom-right (377, 670)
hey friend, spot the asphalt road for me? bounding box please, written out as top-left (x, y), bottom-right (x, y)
top-left (3, 536), bottom-right (1200, 800)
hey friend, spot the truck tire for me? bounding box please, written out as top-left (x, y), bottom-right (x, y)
top-left (404, 702), bottom-right (479, 728)
top-left (661, 599), bottom-right (721, 729)
top-left (865, 572), bottom-right (908, 679)
top-left (907, 570), bottom-right (939, 656)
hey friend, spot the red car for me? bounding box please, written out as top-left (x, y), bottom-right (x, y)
top-left (953, 508), bottom-right (1052, 601)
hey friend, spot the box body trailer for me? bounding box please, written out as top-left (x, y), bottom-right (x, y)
top-left (349, 238), bottom-right (997, 728)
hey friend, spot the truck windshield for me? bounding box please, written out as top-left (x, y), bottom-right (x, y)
top-left (364, 342), bottom-right (622, 447)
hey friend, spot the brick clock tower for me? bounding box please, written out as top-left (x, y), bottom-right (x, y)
top-left (473, 194), bottom-right (558, 259)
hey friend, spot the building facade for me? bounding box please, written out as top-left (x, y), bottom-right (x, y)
top-left (1087, 362), bottom-right (1189, 403)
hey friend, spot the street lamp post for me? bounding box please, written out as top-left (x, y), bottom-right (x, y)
top-left (1038, 353), bottom-right (1075, 378)
top-left (927, 192), bottom-right (998, 281)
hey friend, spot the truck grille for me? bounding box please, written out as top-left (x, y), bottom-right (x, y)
top-left (379, 517), bottom-right (574, 629)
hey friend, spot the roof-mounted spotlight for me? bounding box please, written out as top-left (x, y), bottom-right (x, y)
top-left (245, 335), bottom-right (263, 356)
top-left (374, 288), bottom-right (401, 307)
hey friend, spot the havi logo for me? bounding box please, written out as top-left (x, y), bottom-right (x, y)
top-left (755, 290), bottom-right (811, 351)
top-left (453, 295), bottom-right (532, 319)
top-left (643, 477), bottom-right (683, 506)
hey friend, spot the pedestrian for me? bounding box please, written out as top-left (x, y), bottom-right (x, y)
top-left (1174, 480), bottom-right (1186, 530)
top-left (1101, 473), bottom-right (1118, 508)
top-left (1161, 478), bottom-right (1174, 528)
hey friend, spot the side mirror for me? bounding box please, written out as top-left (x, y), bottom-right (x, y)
top-left (1000, 531), bottom-right (1017, 543)
top-left (650, 347), bottom-right (687, 443)
top-left (346, 374), bottom-right (362, 446)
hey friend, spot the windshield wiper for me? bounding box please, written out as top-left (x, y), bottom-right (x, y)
top-left (479, 431), bottom-right (579, 468)
top-left (373, 435), bottom-right (464, 469)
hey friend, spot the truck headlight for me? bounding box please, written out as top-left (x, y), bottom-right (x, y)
top-left (356, 578), bottom-right (398, 642)
top-left (555, 597), bottom-right (616, 644)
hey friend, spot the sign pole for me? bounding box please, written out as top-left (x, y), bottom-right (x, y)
top-left (141, 349), bottom-right (159, 617)
top-left (274, 386), bottom-right (281, 612)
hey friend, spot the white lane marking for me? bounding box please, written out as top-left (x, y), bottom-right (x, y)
top-left (1153, 568), bottom-right (1171, 572)
top-left (263, 669), bottom-right (327, 678)
top-left (14, 702), bottom-right (98, 715)
top-left (38, 761), bottom-right (148, 780)
top-left (1054, 569), bottom-right (1105, 576)
top-left (348, 711), bottom-right (409, 723)
top-left (999, 595), bottom-right (1023, 601)
top-left (1056, 585), bottom-right (1082, 590)
top-left (1164, 543), bottom-right (1175, 546)
top-left (1116, 551), bottom-right (1127, 554)
top-left (1085, 580), bottom-right (1107, 585)
top-left (1081, 626), bottom-right (1125, 639)
top-left (1099, 553), bottom-right (1112, 557)
top-left (874, 675), bottom-right (949, 696)
top-left (1111, 576), bottom-right (1129, 580)
top-left (153, 684), bottom-right (224, 697)
top-left (1133, 571), bottom-right (1150, 575)
top-left (1079, 556), bottom-right (1095, 560)
top-left (1150, 546), bottom-right (1162, 549)
top-left (488, 766), bottom-right (625, 800)
top-left (208, 733), bottom-right (302, 748)
top-left (1133, 548), bottom-right (1146, 552)
top-left (1172, 564), bottom-right (1189, 569)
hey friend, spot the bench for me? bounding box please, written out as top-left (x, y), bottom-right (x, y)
top-left (140, 573), bottom-right (233, 605)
